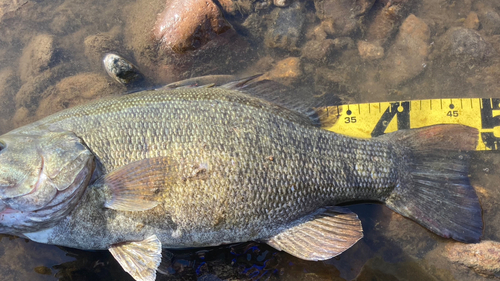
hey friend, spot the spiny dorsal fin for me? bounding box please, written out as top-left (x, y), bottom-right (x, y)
top-left (220, 76), bottom-right (323, 127)
top-left (265, 206), bottom-right (363, 261)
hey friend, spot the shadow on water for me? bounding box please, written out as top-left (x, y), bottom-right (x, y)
top-left (0, 0), bottom-right (500, 280)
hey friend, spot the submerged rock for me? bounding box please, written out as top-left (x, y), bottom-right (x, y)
top-left (265, 1), bottom-right (305, 51)
top-left (153, 0), bottom-right (234, 54)
top-left (18, 34), bottom-right (55, 83)
top-left (357, 41), bottom-right (384, 60)
top-left (463, 11), bottom-right (480, 30)
top-left (314, 0), bottom-right (375, 36)
top-left (261, 57), bottom-right (302, 85)
top-left (439, 27), bottom-right (493, 64)
top-left (380, 14), bottom-right (430, 86)
top-left (445, 240), bottom-right (500, 278)
top-left (479, 9), bottom-right (500, 36)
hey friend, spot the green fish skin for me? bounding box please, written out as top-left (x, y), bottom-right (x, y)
top-left (0, 79), bottom-right (482, 281)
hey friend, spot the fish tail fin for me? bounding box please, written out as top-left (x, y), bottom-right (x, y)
top-left (381, 125), bottom-right (483, 242)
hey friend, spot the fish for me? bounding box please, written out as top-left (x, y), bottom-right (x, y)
top-left (0, 76), bottom-right (482, 281)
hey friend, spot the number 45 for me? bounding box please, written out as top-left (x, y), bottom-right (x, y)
top-left (447, 110), bottom-right (458, 117)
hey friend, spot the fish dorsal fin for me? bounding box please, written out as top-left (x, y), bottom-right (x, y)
top-left (163, 74), bottom-right (238, 89)
top-left (95, 157), bottom-right (178, 211)
top-left (109, 235), bottom-right (162, 281)
top-left (220, 76), bottom-right (322, 127)
top-left (265, 206), bottom-right (363, 261)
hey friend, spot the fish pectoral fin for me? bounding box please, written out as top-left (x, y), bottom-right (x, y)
top-left (109, 235), bottom-right (162, 281)
top-left (96, 157), bottom-right (178, 211)
top-left (264, 206), bottom-right (363, 261)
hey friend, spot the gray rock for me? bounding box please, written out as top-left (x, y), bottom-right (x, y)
top-left (264, 1), bottom-right (305, 51)
top-left (441, 27), bottom-right (493, 62)
top-left (479, 10), bottom-right (500, 35)
top-left (103, 53), bottom-right (143, 86)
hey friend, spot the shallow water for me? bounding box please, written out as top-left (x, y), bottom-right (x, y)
top-left (0, 0), bottom-right (500, 280)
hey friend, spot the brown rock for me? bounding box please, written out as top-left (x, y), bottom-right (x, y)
top-left (301, 39), bottom-right (337, 62)
top-left (380, 14), bottom-right (430, 86)
top-left (274, 0), bottom-right (292, 7)
top-left (153, 0), bottom-right (233, 54)
top-left (35, 73), bottom-right (121, 119)
top-left (357, 41), bottom-right (384, 60)
top-left (18, 34), bottom-right (55, 83)
top-left (366, 0), bottom-right (410, 46)
top-left (314, 0), bottom-right (375, 36)
top-left (445, 240), bottom-right (500, 277)
top-left (463, 11), bottom-right (479, 30)
top-left (261, 57), bottom-right (302, 86)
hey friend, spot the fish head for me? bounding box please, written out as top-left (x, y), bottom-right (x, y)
top-left (0, 130), bottom-right (94, 234)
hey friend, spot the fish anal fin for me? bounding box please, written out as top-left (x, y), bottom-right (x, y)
top-left (96, 157), bottom-right (178, 211)
top-left (109, 235), bottom-right (162, 281)
top-left (265, 206), bottom-right (363, 261)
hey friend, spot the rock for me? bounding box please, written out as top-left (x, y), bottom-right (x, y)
top-left (103, 53), bottom-right (143, 86)
top-left (332, 37), bottom-right (355, 50)
top-left (0, 68), bottom-right (19, 134)
top-left (15, 64), bottom-right (73, 110)
top-left (305, 19), bottom-right (335, 41)
top-left (218, 0), bottom-right (239, 15)
top-left (314, 0), bottom-right (375, 36)
top-left (84, 26), bottom-right (122, 67)
top-left (445, 240), bottom-right (500, 277)
top-left (261, 57), bottom-right (302, 86)
top-left (242, 12), bottom-right (269, 41)
top-left (479, 10), bottom-right (500, 35)
top-left (463, 11), bottom-right (479, 30)
top-left (18, 34), bottom-right (55, 83)
top-left (380, 14), bottom-right (430, 86)
top-left (49, 7), bottom-right (82, 35)
top-left (274, 0), bottom-right (292, 7)
top-left (439, 27), bottom-right (493, 64)
top-left (35, 73), bottom-right (121, 119)
top-left (153, 0), bottom-right (234, 54)
top-left (357, 41), bottom-right (384, 60)
top-left (366, 0), bottom-right (411, 46)
top-left (264, 2), bottom-right (305, 51)
top-left (301, 39), bottom-right (337, 62)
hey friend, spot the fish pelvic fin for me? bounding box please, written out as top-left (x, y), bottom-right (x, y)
top-left (109, 235), bottom-right (162, 281)
top-left (381, 125), bottom-right (483, 243)
top-left (265, 206), bottom-right (363, 261)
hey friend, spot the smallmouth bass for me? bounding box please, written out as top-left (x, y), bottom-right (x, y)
top-left (0, 77), bottom-right (482, 281)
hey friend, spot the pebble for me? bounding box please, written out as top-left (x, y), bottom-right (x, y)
top-left (445, 240), bottom-right (500, 277)
top-left (265, 1), bottom-right (305, 51)
top-left (103, 53), bottom-right (143, 86)
top-left (301, 39), bottom-right (337, 62)
top-left (153, 0), bottom-right (233, 54)
top-left (18, 34), bottom-right (55, 83)
top-left (261, 57), bottom-right (302, 86)
top-left (440, 27), bottom-right (493, 62)
top-left (274, 0), bottom-right (292, 7)
top-left (479, 9), bottom-right (500, 35)
top-left (463, 11), bottom-right (480, 30)
top-left (357, 41), bottom-right (384, 60)
top-left (380, 14), bottom-right (430, 86)
top-left (313, 0), bottom-right (374, 36)
top-left (366, 0), bottom-right (409, 46)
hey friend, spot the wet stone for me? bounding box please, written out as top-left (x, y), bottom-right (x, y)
top-left (380, 14), bottom-right (430, 86)
top-left (440, 27), bottom-right (494, 63)
top-left (18, 34), bottom-right (55, 83)
top-left (463, 11), bottom-right (480, 30)
top-left (103, 53), bottom-right (143, 86)
top-left (153, 0), bottom-right (233, 54)
top-left (445, 240), bottom-right (500, 278)
top-left (261, 57), bottom-right (302, 86)
top-left (479, 10), bottom-right (500, 35)
top-left (314, 0), bottom-right (375, 36)
top-left (274, 0), bottom-right (292, 7)
top-left (84, 26), bottom-right (122, 67)
top-left (301, 39), bottom-right (337, 62)
top-left (357, 41), bottom-right (384, 60)
top-left (264, 1), bottom-right (305, 51)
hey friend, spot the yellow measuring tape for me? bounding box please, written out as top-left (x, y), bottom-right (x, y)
top-left (319, 98), bottom-right (500, 151)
